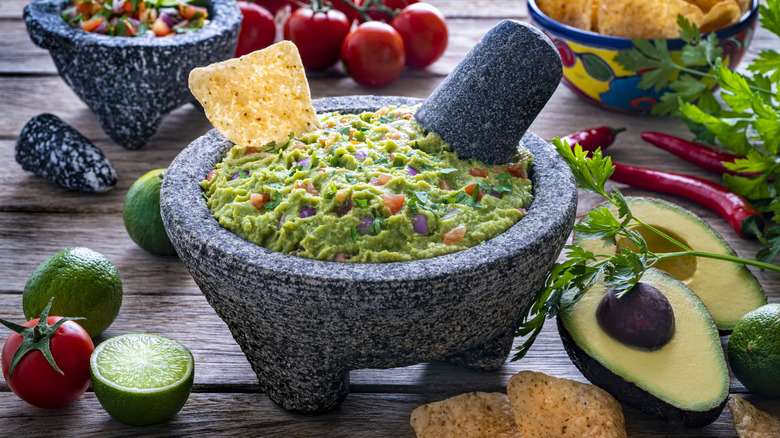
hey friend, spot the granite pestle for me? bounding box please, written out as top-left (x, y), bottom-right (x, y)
top-left (416, 20), bottom-right (563, 164)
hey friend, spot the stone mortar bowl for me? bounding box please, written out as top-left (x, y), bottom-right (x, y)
top-left (24, 0), bottom-right (241, 149)
top-left (160, 95), bottom-right (578, 413)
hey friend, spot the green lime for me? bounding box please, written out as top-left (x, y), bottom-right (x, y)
top-left (123, 168), bottom-right (177, 255)
top-left (23, 247), bottom-right (122, 338)
top-left (727, 303), bottom-right (780, 398)
top-left (90, 333), bottom-right (194, 426)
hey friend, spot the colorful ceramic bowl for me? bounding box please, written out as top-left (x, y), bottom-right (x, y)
top-left (527, 0), bottom-right (759, 114)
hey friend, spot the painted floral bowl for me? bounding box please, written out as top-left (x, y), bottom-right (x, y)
top-left (528, 0), bottom-right (759, 114)
top-left (159, 95), bottom-right (578, 413)
top-left (24, 0), bottom-right (241, 149)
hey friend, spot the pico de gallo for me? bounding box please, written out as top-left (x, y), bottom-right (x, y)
top-left (62, 0), bottom-right (210, 37)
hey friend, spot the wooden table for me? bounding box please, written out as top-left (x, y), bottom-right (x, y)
top-left (1, 0), bottom-right (778, 435)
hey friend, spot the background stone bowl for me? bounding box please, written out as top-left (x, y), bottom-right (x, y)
top-left (160, 96), bottom-right (578, 413)
top-left (24, 0), bottom-right (241, 149)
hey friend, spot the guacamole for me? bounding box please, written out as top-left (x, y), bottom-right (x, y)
top-left (201, 105), bottom-right (533, 263)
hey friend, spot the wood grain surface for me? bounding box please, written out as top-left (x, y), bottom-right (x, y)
top-left (1, 0), bottom-right (778, 436)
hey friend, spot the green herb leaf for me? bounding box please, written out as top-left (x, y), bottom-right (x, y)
top-left (350, 224), bottom-right (358, 242)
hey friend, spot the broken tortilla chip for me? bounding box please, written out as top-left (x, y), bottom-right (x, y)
top-left (537, 0), bottom-right (595, 31)
top-left (700, 0), bottom-right (742, 33)
top-left (728, 394), bottom-right (780, 438)
top-left (188, 41), bottom-right (320, 150)
top-left (507, 370), bottom-right (627, 438)
top-left (597, 0), bottom-right (704, 38)
top-left (410, 392), bottom-right (521, 438)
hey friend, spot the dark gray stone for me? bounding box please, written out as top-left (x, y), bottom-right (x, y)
top-left (416, 20), bottom-right (563, 164)
top-left (16, 113), bottom-right (117, 192)
top-left (24, 0), bottom-right (241, 150)
top-left (160, 96), bottom-right (578, 413)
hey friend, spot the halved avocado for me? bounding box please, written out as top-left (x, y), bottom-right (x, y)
top-left (558, 268), bottom-right (730, 427)
top-left (574, 197), bottom-right (766, 332)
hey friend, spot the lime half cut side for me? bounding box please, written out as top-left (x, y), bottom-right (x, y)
top-left (90, 333), bottom-right (194, 426)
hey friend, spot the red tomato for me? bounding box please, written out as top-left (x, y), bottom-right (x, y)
top-left (464, 183), bottom-right (485, 201)
top-left (328, 0), bottom-right (362, 24)
top-left (381, 193), bottom-right (405, 215)
top-left (391, 3), bottom-right (447, 68)
top-left (341, 21), bottom-right (406, 87)
top-left (1, 317), bottom-right (94, 409)
top-left (284, 7), bottom-right (351, 70)
top-left (253, 0), bottom-right (289, 15)
top-left (235, 1), bottom-right (276, 58)
top-left (360, 0), bottom-right (419, 22)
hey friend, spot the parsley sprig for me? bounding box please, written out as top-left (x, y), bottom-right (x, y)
top-left (615, 0), bottom-right (780, 262)
top-left (511, 139), bottom-right (780, 361)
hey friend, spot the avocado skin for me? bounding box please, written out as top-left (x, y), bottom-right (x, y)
top-left (556, 317), bottom-right (727, 428)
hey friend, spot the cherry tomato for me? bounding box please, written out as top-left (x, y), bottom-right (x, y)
top-left (327, 0), bottom-right (362, 24)
top-left (360, 0), bottom-right (418, 22)
top-left (284, 7), bottom-right (351, 70)
top-left (341, 21), bottom-right (406, 87)
top-left (391, 3), bottom-right (447, 68)
top-left (235, 1), bottom-right (276, 58)
top-left (1, 317), bottom-right (94, 409)
top-left (253, 0), bottom-right (289, 15)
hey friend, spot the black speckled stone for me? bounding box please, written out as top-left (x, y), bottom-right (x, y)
top-left (416, 20), bottom-right (563, 165)
top-left (16, 113), bottom-right (117, 192)
top-left (160, 96), bottom-right (578, 413)
top-left (24, 0), bottom-right (241, 150)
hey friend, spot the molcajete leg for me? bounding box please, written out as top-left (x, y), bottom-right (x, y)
top-left (443, 328), bottom-right (515, 371)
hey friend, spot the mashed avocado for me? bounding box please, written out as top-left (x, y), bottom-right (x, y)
top-left (201, 105), bottom-right (533, 262)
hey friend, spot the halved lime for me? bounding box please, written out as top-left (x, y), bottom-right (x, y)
top-left (90, 333), bottom-right (194, 426)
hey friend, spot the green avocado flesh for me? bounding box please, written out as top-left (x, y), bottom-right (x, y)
top-left (558, 268), bottom-right (729, 426)
top-left (574, 197), bottom-right (766, 331)
top-left (201, 105), bottom-right (534, 262)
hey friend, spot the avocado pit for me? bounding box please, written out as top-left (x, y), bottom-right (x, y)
top-left (596, 282), bottom-right (675, 351)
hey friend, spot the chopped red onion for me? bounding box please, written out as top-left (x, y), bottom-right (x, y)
top-left (159, 10), bottom-right (178, 28)
top-left (405, 166), bottom-right (419, 176)
top-left (295, 157), bottom-right (311, 167)
top-left (389, 120), bottom-right (405, 127)
top-left (357, 217), bottom-right (374, 235)
top-left (490, 189), bottom-right (502, 199)
top-left (354, 149), bottom-right (368, 161)
top-left (412, 214), bottom-right (428, 235)
top-left (442, 208), bottom-right (458, 220)
top-left (277, 213), bottom-right (286, 230)
top-left (336, 197), bottom-right (353, 217)
top-left (230, 172), bottom-right (240, 180)
top-left (300, 206), bottom-right (316, 218)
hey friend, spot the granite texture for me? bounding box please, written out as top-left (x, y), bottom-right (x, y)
top-left (16, 113), bottom-right (117, 192)
top-left (24, 0), bottom-right (241, 149)
top-left (416, 20), bottom-right (563, 165)
top-left (160, 96), bottom-right (577, 413)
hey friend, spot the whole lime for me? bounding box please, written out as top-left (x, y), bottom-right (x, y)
top-left (123, 168), bottom-right (177, 255)
top-left (91, 334), bottom-right (194, 426)
top-left (23, 247), bottom-right (123, 338)
top-left (727, 303), bottom-right (780, 398)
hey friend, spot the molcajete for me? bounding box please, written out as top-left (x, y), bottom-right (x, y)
top-left (24, 0), bottom-right (241, 149)
top-left (160, 95), bottom-right (577, 413)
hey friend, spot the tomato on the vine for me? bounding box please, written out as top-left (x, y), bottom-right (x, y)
top-left (235, 1), bottom-right (276, 58)
top-left (327, 0), bottom-right (362, 24)
top-left (391, 2), bottom-right (447, 68)
top-left (341, 21), bottom-right (406, 87)
top-left (284, 7), bottom-right (351, 70)
top-left (360, 0), bottom-right (418, 22)
top-left (1, 304), bottom-right (94, 409)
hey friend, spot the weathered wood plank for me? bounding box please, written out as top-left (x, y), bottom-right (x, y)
top-left (0, 0), bottom-right (528, 21)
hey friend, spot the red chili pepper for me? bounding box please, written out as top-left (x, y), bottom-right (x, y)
top-left (640, 132), bottom-right (760, 178)
top-left (563, 126), bottom-right (626, 153)
top-left (609, 162), bottom-right (764, 239)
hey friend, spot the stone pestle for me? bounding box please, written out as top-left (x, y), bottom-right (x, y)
top-left (416, 20), bottom-right (563, 165)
